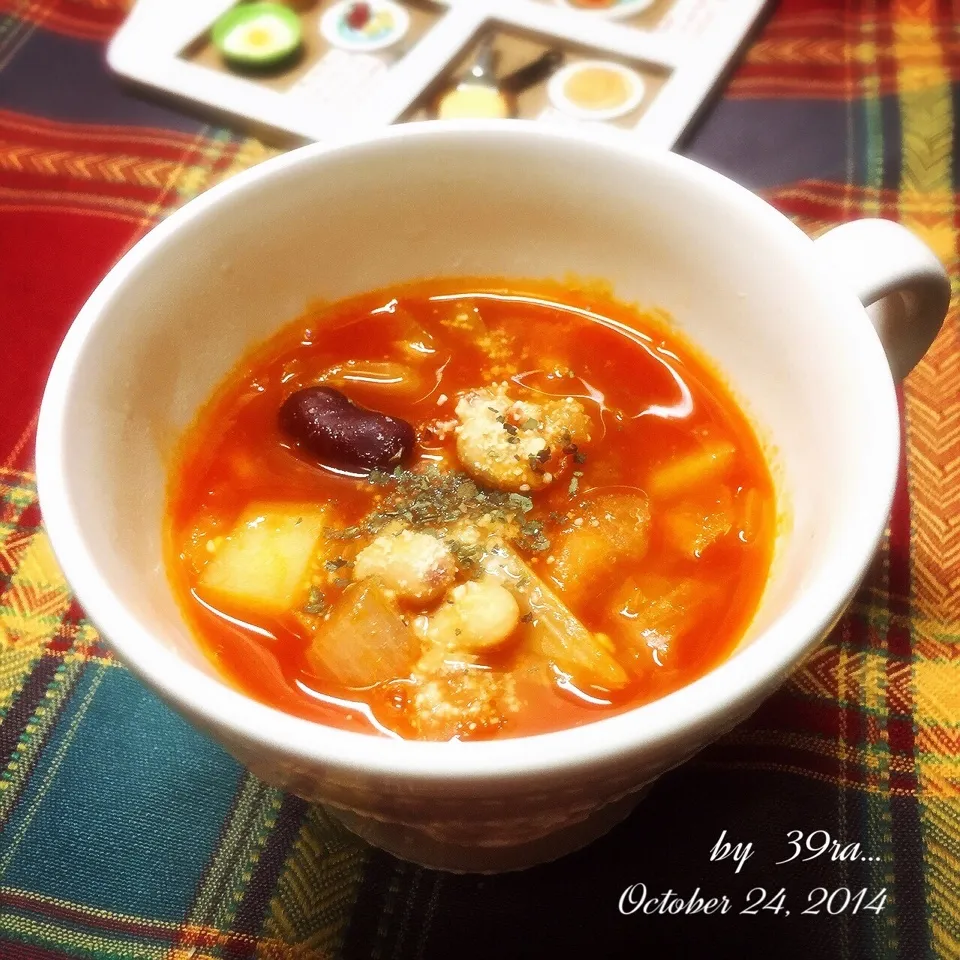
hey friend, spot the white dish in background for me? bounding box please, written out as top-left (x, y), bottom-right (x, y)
top-left (547, 59), bottom-right (646, 121)
top-left (320, 0), bottom-right (410, 54)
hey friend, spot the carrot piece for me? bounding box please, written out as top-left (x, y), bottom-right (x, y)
top-left (646, 441), bottom-right (737, 500)
top-left (552, 491), bottom-right (650, 600)
top-left (661, 487), bottom-right (736, 559)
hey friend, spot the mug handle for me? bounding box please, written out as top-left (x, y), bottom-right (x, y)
top-left (813, 219), bottom-right (951, 380)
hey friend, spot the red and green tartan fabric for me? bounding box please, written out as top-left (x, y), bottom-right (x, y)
top-left (1, 1), bottom-right (959, 957)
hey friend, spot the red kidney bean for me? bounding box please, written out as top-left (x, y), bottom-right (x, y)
top-left (279, 386), bottom-right (415, 472)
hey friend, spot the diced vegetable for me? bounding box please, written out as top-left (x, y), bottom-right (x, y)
top-left (586, 492), bottom-right (652, 550)
top-left (646, 440), bottom-right (737, 500)
top-left (551, 527), bottom-right (610, 599)
top-left (198, 505), bottom-right (327, 615)
top-left (552, 491), bottom-right (650, 599)
top-left (425, 579), bottom-right (521, 652)
top-left (389, 307), bottom-right (437, 361)
top-left (661, 487), bottom-right (735, 558)
top-left (482, 541), bottom-right (629, 692)
top-left (324, 361), bottom-right (427, 400)
top-left (612, 576), bottom-right (704, 638)
top-left (609, 575), bottom-right (712, 672)
top-left (306, 580), bottom-right (420, 688)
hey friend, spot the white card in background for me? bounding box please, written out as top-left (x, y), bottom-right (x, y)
top-left (107, 0), bottom-right (770, 148)
top-left (656, 0), bottom-right (721, 39)
top-left (287, 49), bottom-right (391, 122)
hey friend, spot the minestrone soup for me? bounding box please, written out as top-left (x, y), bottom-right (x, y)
top-left (165, 279), bottom-right (776, 741)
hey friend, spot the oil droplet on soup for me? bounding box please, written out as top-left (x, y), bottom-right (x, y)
top-left (165, 279), bottom-right (776, 741)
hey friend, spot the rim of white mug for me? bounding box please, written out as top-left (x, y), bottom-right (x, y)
top-left (35, 120), bottom-right (900, 787)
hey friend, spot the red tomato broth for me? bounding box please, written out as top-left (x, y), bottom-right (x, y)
top-left (165, 278), bottom-right (776, 740)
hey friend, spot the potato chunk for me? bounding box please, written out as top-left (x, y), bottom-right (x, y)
top-left (646, 440), bottom-right (736, 500)
top-left (482, 541), bottom-right (629, 692)
top-left (353, 529), bottom-right (456, 605)
top-left (306, 580), bottom-right (420, 688)
top-left (425, 579), bottom-right (521, 652)
top-left (454, 384), bottom-right (592, 492)
top-left (198, 505), bottom-right (327, 615)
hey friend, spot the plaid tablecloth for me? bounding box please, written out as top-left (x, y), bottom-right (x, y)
top-left (1, 1), bottom-right (958, 957)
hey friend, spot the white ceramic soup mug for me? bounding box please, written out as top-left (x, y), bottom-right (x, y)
top-left (36, 121), bottom-right (950, 873)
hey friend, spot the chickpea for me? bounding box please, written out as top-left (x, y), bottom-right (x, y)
top-left (429, 579), bottom-right (521, 652)
top-left (353, 529), bottom-right (456, 605)
top-left (454, 384), bottom-right (592, 492)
